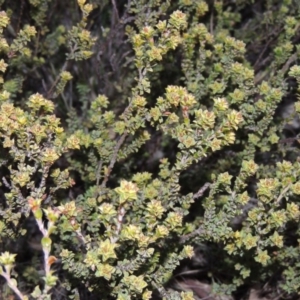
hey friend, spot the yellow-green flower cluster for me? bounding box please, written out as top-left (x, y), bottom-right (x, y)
top-left (96, 263), bottom-right (115, 280)
top-left (194, 109), bottom-right (215, 130)
top-left (164, 212), bottom-right (183, 230)
top-left (122, 274), bottom-right (147, 294)
top-left (115, 180), bottom-right (139, 204)
top-left (165, 86), bottom-right (196, 108)
top-left (257, 178), bottom-right (280, 203)
top-left (28, 93), bottom-right (54, 113)
top-left (169, 10), bottom-right (187, 30)
top-left (0, 252), bottom-right (16, 266)
top-left (97, 239), bottom-right (117, 261)
top-left (0, 11), bottom-right (10, 32)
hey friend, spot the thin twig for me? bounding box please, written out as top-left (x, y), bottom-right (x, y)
top-left (47, 60), bottom-right (69, 99)
top-left (209, 11), bottom-right (213, 35)
top-left (96, 160), bottom-right (103, 187)
top-left (111, 205), bottom-right (126, 243)
top-left (179, 183), bottom-right (211, 243)
top-left (253, 26), bottom-right (282, 70)
top-left (180, 225), bottom-right (206, 244)
top-left (1, 269), bottom-right (25, 300)
top-left (193, 182), bottom-right (211, 199)
top-left (2, 177), bottom-right (11, 189)
top-left (278, 137), bottom-right (298, 144)
top-left (37, 166), bottom-right (50, 196)
top-left (276, 183), bottom-right (292, 205)
top-left (281, 52), bottom-right (298, 74)
top-left (101, 132), bottom-right (128, 188)
top-left (111, 0), bottom-right (120, 21)
top-left (75, 229), bottom-right (87, 246)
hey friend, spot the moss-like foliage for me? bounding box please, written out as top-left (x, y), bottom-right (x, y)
top-left (1, 0), bottom-right (300, 299)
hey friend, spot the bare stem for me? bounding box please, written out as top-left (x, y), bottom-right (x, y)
top-left (37, 165), bottom-right (50, 196)
top-left (2, 176), bottom-right (11, 189)
top-left (96, 159), bottom-right (103, 187)
top-left (101, 132), bottom-right (128, 188)
top-left (111, 205), bottom-right (126, 243)
top-left (111, 0), bottom-right (119, 21)
top-left (1, 267), bottom-right (26, 300)
top-left (193, 182), bottom-right (211, 199)
top-left (276, 183), bottom-right (292, 205)
top-left (179, 183), bottom-right (211, 243)
top-left (47, 60), bottom-right (69, 99)
top-left (180, 225), bottom-right (206, 244)
top-left (35, 217), bottom-right (56, 295)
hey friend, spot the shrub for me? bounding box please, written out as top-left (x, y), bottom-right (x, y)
top-left (1, 0), bottom-right (300, 299)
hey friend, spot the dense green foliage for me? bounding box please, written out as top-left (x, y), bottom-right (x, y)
top-left (1, 0), bottom-right (300, 299)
